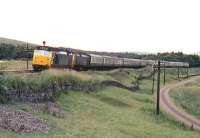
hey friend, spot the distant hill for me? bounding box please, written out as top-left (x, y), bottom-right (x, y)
top-left (0, 37), bottom-right (147, 58)
top-left (0, 37), bottom-right (39, 47)
top-left (0, 37), bottom-right (39, 59)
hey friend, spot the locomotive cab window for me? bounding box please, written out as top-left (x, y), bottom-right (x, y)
top-left (34, 50), bottom-right (50, 56)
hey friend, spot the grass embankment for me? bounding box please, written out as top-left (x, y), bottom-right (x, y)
top-left (0, 67), bottom-right (200, 138)
top-left (0, 68), bottom-right (147, 103)
top-left (170, 77), bottom-right (200, 120)
top-left (0, 69), bottom-right (102, 103)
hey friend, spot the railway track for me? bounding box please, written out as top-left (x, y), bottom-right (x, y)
top-left (0, 69), bottom-right (34, 74)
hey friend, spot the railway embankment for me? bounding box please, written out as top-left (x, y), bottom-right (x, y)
top-left (0, 68), bottom-right (154, 134)
top-left (0, 68), bottom-right (153, 103)
top-left (1, 67), bottom-right (200, 137)
top-left (0, 69), bottom-right (101, 103)
top-left (101, 67), bottom-right (154, 91)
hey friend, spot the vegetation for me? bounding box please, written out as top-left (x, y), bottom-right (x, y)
top-left (0, 69), bottom-right (103, 103)
top-left (0, 37), bottom-right (37, 60)
top-left (157, 52), bottom-right (200, 66)
top-left (0, 68), bottom-right (200, 137)
top-left (0, 43), bottom-right (35, 60)
top-left (0, 68), bottom-right (198, 136)
top-left (0, 60), bottom-right (32, 70)
top-left (0, 76), bottom-right (7, 103)
top-left (170, 78), bottom-right (200, 119)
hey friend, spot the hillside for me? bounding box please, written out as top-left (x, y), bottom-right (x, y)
top-left (0, 37), bottom-right (38, 47)
top-left (0, 68), bottom-right (199, 138)
top-left (0, 37), bottom-right (38, 59)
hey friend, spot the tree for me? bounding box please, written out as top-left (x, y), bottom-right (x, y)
top-left (0, 43), bottom-right (16, 59)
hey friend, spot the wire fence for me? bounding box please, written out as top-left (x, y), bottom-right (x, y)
top-left (0, 60), bottom-right (32, 71)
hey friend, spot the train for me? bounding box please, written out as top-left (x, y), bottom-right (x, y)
top-left (32, 45), bottom-right (189, 71)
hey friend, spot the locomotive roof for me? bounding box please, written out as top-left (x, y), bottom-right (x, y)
top-left (36, 45), bottom-right (90, 56)
top-left (36, 45), bottom-right (69, 51)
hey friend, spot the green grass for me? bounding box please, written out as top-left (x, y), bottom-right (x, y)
top-left (188, 67), bottom-right (200, 75)
top-left (85, 68), bottom-right (140, 85)
top-left (0, 69), bottom-right (103, 102)
top-left (2, 69), bottom-right (100, 90)
top-left (0, 68), bottom-right (200, 138)
top-left (0, 68), bottom-right (144, 103)
top-left (1, 87), bottom-right (199, 138)
top-left (0, 60), bottom-right (32, 70)
top-left (170, 78), bottom-right (200, 119)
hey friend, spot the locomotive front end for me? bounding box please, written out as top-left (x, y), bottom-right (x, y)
top-left (32, 47), bottom-right (52, 71)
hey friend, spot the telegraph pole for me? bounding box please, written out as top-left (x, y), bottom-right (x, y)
top-left (156, 60), bottom-right (161, 115)
top-left (163, 62), bottom-right (166, 85)
top-left (152, 65), bottom-right (155, 94)
top-left (187, 67), bottom-right (189, 78)
top-left (26, 43), bottom-right (29, 69)
top-left (177, 66), bottom-right (180, 80)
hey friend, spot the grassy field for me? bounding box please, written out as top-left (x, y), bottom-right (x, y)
top-left (170, 77), bottom-right (200, 120)
top-left (0, 60), bottom-right (32, 70)
top-left (0, 67), bottom-right (200, 138)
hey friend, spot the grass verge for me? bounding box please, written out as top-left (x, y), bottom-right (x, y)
top-left (170, 78), bottom-right (200, 119)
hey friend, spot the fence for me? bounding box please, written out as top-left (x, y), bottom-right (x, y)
top-left (0, 60), bottom-right (32, 71)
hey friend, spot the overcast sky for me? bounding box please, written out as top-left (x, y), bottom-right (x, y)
top-left (0, 0), bottom-right (200, 54)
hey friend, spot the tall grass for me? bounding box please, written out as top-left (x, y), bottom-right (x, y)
top-left (170, 79), bottom-right (200, 119)
top-left (0, 60), bottom-right (33, 70)
top-left (0, 69), bottom-right (102, 103)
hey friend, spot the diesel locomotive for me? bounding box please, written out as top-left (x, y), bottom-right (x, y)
top-left (32, 45), bottom-right (189, 71)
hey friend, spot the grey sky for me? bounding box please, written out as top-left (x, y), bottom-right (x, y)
top-left (0, 0), bottom-right (199, 54)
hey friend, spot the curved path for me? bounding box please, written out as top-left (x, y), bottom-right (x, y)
top-left (160, 76), bottom-right (200, 130)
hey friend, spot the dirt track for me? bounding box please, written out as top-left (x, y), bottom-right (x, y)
top-left (160, 76), bottom-right (200, 130)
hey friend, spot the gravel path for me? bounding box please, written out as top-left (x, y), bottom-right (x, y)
top-left (160, 76), bottom-right (200, 130)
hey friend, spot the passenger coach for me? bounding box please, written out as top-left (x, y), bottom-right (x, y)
top-left (32, 45), bottom-right (189, 71)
